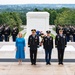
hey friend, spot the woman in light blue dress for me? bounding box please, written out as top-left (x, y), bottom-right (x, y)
top-left (15, 33), bottom-right (26, 65)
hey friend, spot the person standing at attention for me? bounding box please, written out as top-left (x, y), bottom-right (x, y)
top-left (16, 33), bottom-right (26, 65)
top-left (28, 29), bottom-right (39, 65)
top-left (55, 30), bottom-right (67, 65)
top-left (41, 31), bottom-right (53, 65)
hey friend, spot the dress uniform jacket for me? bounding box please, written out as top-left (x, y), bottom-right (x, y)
top-left (11, 27), bottom-right (19, 36)
top-left (66, 28), bottom-right (70, 36)
top-left (4, 26), bottom-right (10, 36)
top-left (42, 36), bottom-right (53, 50)
top-left (0, 27), bottom-right (3, 41)
top-left (72, 28), bottom-right (75, 36)
top-left (0, 27), bottom-right (3, 36)
top-left (28, 35), bottom-right (39, 50)
top-left (55, 35), bottom-right (67, 49)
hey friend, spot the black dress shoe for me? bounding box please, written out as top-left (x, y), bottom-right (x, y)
top-left (34, 63), bottom-right (36, 65)
top-left (48, 63), bottom-right (51, 65)
top-left (31, 62), bottom-right (34, 65)
top-left (58, 63), bottom-right (61, 65)
top-left (61, 63), bottom-right (63, 65)
top-left (46, 63), bottom-right (48, 65)
top-left (31, 63), bottom-right (33, 65)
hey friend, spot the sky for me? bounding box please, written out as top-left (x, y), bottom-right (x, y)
top-left (0, 0), bottom-right (75, 5)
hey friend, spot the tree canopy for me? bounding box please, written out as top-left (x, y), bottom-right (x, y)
top-left (0, 7), bottom-right (75, 27)
top-left (0, 12), bottom-right (22, 28)
top-left (34, 7), bottom-right (75, 26)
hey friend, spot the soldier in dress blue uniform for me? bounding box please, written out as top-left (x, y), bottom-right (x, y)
top-left (4, 25), bottom-right (11, 41)
top-left (69, 26), bottom-right (74, 42)
top-left (65, 27), bottom-right (70, 42)
top-left (55, 30), bottom-right (67, 65)
top-left (41, 31), bottom-right (53, 65)
top-left (72, 27), bottom-right (75, 42)
top-left (11, 26), bottom-right (19, 42)
top-left (2, 24), bottom-right (6, 41)
top-left (28, 29), bottom-right (39, 65)
top-left (0, 25), bottom-right (3, 41)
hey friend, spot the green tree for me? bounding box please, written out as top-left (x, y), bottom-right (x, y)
top-left (54, 10), bottom-right (75, 26)
top-left (34, 8), bottom-right (39, 11)
top-left (0, 12), bottom-right (22, 28)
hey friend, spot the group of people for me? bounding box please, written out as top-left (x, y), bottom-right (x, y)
top-left (56, 25), bottom-right (75, 42)
top-left (0, 25), bottom-right (19, 42)
top-left (16, 29), bottom-right (67, 65)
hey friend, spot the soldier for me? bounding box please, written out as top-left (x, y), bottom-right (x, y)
top-left (69, 26), bottom-right (74, 42)
top-left (65, 27), bottom-right (70, 42)
top-left (55, 30), bottom-right (67, 65)
top-left (4, 25), bottom-right (11, 41)
top-left (11, 26), bottom-right (19, 42)
top-left (28, 29), bottom-right (39, 65)
top-left (0, 25), bottom-right (3, 41)
top-left (72, 27), bottom-right (75, 42)
top-left (2, 24), bottom-right (6, 40)
top-left (41, 30), bottom-right (53, 65)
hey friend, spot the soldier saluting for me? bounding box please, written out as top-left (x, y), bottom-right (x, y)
top-left (55, 30), bottom-right (67, 65)
top-left (41, 31), bottom-right (53, 65)
top-left (28, 29), bottom-right (39, 65)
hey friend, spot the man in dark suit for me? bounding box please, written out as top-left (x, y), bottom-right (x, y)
top-left (55, 30), bottom-right (67, 65)
top-left (28, 29), bottom-right (39, 65)
top-left (11, 26), bottom-right (19, 42)
top-left (41, 30), bottom-right (53, 65)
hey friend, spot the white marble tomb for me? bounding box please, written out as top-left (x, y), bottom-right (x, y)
top-left (25, 12), bottom-right (50, 38)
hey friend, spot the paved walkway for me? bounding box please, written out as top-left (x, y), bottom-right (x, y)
top-left (0, 62), bottom-right (75, 75)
